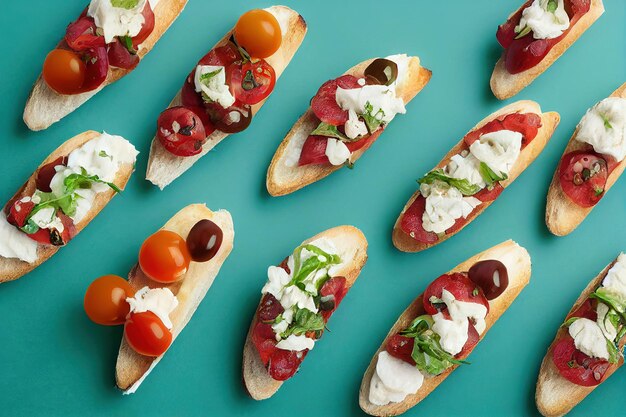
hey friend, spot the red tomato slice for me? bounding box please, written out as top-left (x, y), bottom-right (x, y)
top-left (226, 60), bottom-right (276, 105)
top-left (568, 298), bottom-right (597, 321)
top-left (81, 46), bottom-right (109, 92)
top-left (7, 199), bottom-right (35, 228)
top-left (474, 183), bottom-right (504, 202)
top-left (423, 273), bottom-right (489, 316)
top-left (157, 107), bottom-right (207, 157)
top-left (456, 321), bottom-right (480, 359)
top-left (559, 151), bottom-right (609, 208)
top-left (124, 311), bottom-right (173, 357)
top-left (386, 334), bottom-right (416, 365)
top-left (36, 156), bottom-right (67, 192)
top-left (298, 129), bottom-right (383, 167)
top-left (552, 335), bottom-right (610, 387)
top-left (319, 276), bottom-right (347, 322)
top-left (65, 16), bottom-right (105, 51)
top-left (252, 321), bottom-right (277, 366)
top-left (464, 113), bottom-right (540, 148)
top-left (268, 349), bottom-right (307, 381)
top-left (310, 75), bottom-right (362, 126)
top-left (198, 43), bottom-right (241, 67)
top-left (257, 293), bottom-right (284, 323)
top-left (399, 195), bottom-right (439, 244)
top-left (131, 2), bottom-right (155, 48)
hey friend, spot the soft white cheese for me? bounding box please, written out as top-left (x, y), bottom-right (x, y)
top-left (568, 318), bottom-right (609, 360)
top-left (345, 109), bottom-right (368, 140)
top-left (276, 334), bottom-right (315, 351)
top-left (516, 0), bottom-right (570, 40)
top-left (29, 207), bottom-right (64, 233)
top-left (368, 351), bottom-right (424, 406)
top-left (336, 84), bottom-right (406, 124)
top-left (280, 285), bottom-right (318, 313)
top-left (602, 253), bottom-right (626, 300)
top-left (469, 130), bottom-right (522, 178)
top-left (262, 264), bottom-right (292, 300)
top-left (88, 0), bottom-right (148, 44)
top-left (264, 6), bottom-right (290, 37)
top-left (420, 181), bottom-right (481, 234)
top-left (385, 54), bottom-right (411, 88)
top-left (193, 65), bottom-right (236, 109)
top-left (576, 98), bottom-right (626, 162)
top-left (0, 212), bottom-right (38, 263)
top-left (446, 153), bottom-right (486, 188)
top-left (126, 286), bottom-right (178, 329)
top-left (325, 138), bottom-right (352, 166)
top-left (596, 302), bottom-right (618, 341)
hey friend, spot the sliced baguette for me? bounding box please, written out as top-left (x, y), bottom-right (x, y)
top-left (392, 100), bottom-right (559, 253)
top-left (242, 225), bottom-right (368, 400)
top-left (359, 240), bottom-right (531, 416)
top-left (535, 256), bottom-right (625, 417)
top-left (545, 82), bottom-right (626, 236)
top-left (0, 130), bottom-right (135, 283)
top-left (23, 0), bottom-right (188, 131)
top-left (115, 204), bottom-right (234, 393)
top-left (490, 0), bottom-right (604, 100)
top-left (145, 5), bottom-right (307, 189)
top-left (266, 57), bottom-right (431, 196)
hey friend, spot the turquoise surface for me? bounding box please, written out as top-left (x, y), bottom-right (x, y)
top-left (1, 0), bottom-right (625, 416)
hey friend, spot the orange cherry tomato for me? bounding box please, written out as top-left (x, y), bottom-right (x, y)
top-left (84, 275), bottom-right (135, 326)
top-left (42, 49), bottom-right (86, 94)
top-left (234, 9), bottom-right (282, 59)
top-left (138, 230), bottom-right (191, 283)
top-left (124, 311), bottom-right (172, 357)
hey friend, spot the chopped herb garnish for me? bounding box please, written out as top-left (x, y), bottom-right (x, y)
top-left (418, 169), bottom-right (481, 196)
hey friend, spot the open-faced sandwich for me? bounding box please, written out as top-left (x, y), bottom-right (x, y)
top-left (393, 101), bottom-right (559, 253)
top-left (546, 82), bottom-right (626, 236)
top-left (24, 0), bottom-right (188, 131)
top-left (83, 204), bottom-right (234, 393)
top-left (266, 55), bottom-right (431, 196)
top-left (491, 0), bottom-right (604, 100)
top-left (242, 226), bottom-right (367, 400)
top-left (359, 240), bottom-right (531, 416)
top-left (146, 6), bottom-right (307, 189)
top-left (0, 131), bottom-right (137, 283)
top-left (536, 253), bottom-right (626, 416)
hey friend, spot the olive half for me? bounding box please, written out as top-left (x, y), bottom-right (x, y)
top-left (364, 58), bottom-right (398, 86)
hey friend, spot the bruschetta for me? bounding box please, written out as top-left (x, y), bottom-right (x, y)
top-left (23, 0), bottom-right (188, 131)
top-left (83, 204), bottom-right (234, 393)
top-left (266, 55), bottom-right (431, 196)
top-left (393, 100), bottom-right (559, 253)
top-left (359, 240), bottom-right (531, 416)
top-left (146, 6), bottom-right (307, 189)
top-left (546, 82), bottom-right (626, 236)
top-left (491, 0), bottom-right (604, 100)
top-left (536, 253), bottom-right (625, 416)
top-left (0, 130), bottom-right (138, 283)
top-left (242, 226), bottom-right (367, 400)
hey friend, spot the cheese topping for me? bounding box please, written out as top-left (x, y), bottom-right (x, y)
top-left (193, 65), bottom-right (236, 109)
top-left (0, 212), bottom-right (38, 263)
top-left (126, 286), bottom-right (178, 329)
top-left (602, 253), bottom-right (626, 299)
top-left (469, 130), bottom-right (522, 178)
top-left (420, 181), bottom-right (481, 234)
top-left (29, 207), bottom-right (65, 233)
top-left (335, 84), bottom-right (406, 125)
top-left (596, 302), bottom-right (618, 341)
top-left (368, 351), bottom-right (424, 406)
top-left (276, 334), bottom-right (315, 351)
top-left (516, 0), bottom-right (570, 40)
top-left (345, 109), bottom-right (368, 140)
top-left (576, 98), bottom-right (626, 162)
top-left (88, 0), bottom-right (151, 44)
top-left (446, 153), bottom-right (486, 188)
top-left (568, 318), bottom-right (610, 360)
top-left (325, 138), bottom-right (352, 166)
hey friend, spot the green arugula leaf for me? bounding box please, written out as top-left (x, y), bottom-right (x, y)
top-left (290, 244), bottom-right (341, 287)
top-left (418, 169), bottom-right (481, 196)
top-left (310, 122), bottom-right (352, 142)
top-left (111, 0), bottom-right (140, 9)
top-left (281, 307), bottom-right (325, 338)
top-left (547, 0), bottom-right (558, 13)
top-left (601, 114), bottom-right (613, 130)
top-left (478, 162), bottom-right (508, 189)
top-left (607, 339), bottom-right (620, 364)
top-left (119, 35), bottom-right (136, 55)
top-left (361, 102), bottom-right (385, 133)
top-left (200, 68), bottom-right (223, 83)
top-left (514, 25), bottom-right (532, 39)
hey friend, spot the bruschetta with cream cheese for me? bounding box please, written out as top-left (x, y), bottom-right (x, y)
top-left (242, 226), bottom-right (367, 400)
top-left (546, 82), bottom-right (626, 236)
top-left (491, 0), bottom-right (604, 100)
top-left (83, 204), bottom-right (234, 393)
top-left (536, 253), bottom-right (626, 416)
top-left (393, 100), bottom-right (559, 253)
top-left (24, 0), bottom-right (187, 131)
top-left (359, 240), bottom-right (531, 416)
top-left (146, 6), bottom-right (306, 189)
top-left (0, 131), bottom-right (138, 283)
top-left (266, 55), bottom-right (431, 196)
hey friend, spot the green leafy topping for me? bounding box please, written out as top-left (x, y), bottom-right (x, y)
top-left (310, 122), bottom-right (352, 142)
top-left (280, 307), bottom-right (325, 338)
top-left (514, 25), bottom-right (532, 39)
top-left (472, 288), bottom-right (479, 297)
top-left (361, 102), bottom-right (385, 133)
top-left (601, 114), bottom-right (613, 130)
top-left (479, 162), bottom-right (508, 189)
top-left (607, 338), bottom-right (620, 364)
top-left (547, 0), bottom-right (559, 13)
top-left (200, 68), bottom-right (222, 83)
top-left (99, 150), bottom-right (112, 159)
top-left (289, 244), bottom-right (341, 289)
top-left (594, 186), bottom-right (604, 197)
top-left (120, 35), bottom-right (136, 54)
top-left (111, 0), bottom-right (140, 9)
top-left (418, 169), bottom-right (481, 196)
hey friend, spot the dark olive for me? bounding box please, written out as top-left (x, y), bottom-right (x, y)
top-left (319, 294), bottom-right (336, 311)
top-left (214, 104), bottom-right (252, 134)
top-left (186, 219), bottom-right (223, 262)
top-left (364, 58), bottom-right (398, 86)
top-left (468, 260), bottom-right (508, 300)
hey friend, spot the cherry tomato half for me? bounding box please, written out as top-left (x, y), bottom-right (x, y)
top-left (139, 230), bottom-right (191, 283)
top-left (84, 275), bottom-right (135, 326)
top-left (227, 60), bottom-right (276, 105)
top-left (157, 106), bottom-right (207, 157)
top-left (124, 311), bottom-right (172, 357)
top-left (234, 9), bottom-right (282, 59)
top-left (43, 49), bottom-right (86, 95)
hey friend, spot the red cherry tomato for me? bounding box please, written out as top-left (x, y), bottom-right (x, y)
top-left (157, 107), bottom-right (207, 157)
top-left (422, 273), bottom-right (489, 316)
top-left (559, 151), bottom-right (609, 208)
top-left (139, 230), bottom-right (191, 283)
top-left (124, 311), bottom-right (172, 357)
top-left (234, 9), bottom-right (282, 59)
top-left (399, 195), bottom-right (439, 244)
top-left (553, 336), bottom-right (610, 386)
top-left (268, 349), bottom-right (306, 381)
top-left (252, 321), bottom-right (278, 366)
top-left (386, 334), bottom-right (416, 365)
top-left (227, 60), bottom-right (276, 105)
top-left (84, 275), bottom-right (135, 325)
top-left (131, 2), bottom-right (155, 48)
top-left (42, 49), bottom-right (86, 94)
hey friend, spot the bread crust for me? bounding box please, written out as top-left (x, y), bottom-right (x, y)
top-left (392, 100), bottom-right (560, 253)
top-left (358, 240), bottom-right (531, 416)
top-left (23, 0), bottom-right (188, 131)
top-left (535, 256), bottom-right (625, 417)
top-left (265, 58), bottom-right (431, 196)
top-left (0, 130), bottom-right (135, 283)
top-left (241, 225), bottom-right (368, 400)
top-left (545, 82), bottom-right (626, 236)
top-left (145, 5), bottom-right (307, 189)
top-left (490, 0), bottom-right (604, 100)
top-left (115, 204), bottom-right (234, 393)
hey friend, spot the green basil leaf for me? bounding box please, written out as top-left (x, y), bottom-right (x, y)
top-left (418, 169), bottom-right (481, 196)
top-left (310, 122), bottom-right (352, 142)
top-left (547, 0), bottom-right (558, 13)
top-left (200, 68), bottom-right (222, 83)
top-left (120, 35), bottom-right (136, 54)
top-left (20, 219), bottom-right (40, 235)
top-left (281, 307), bottom-right (325, 338)
top-left (478, 162), bottom-right (508, 189)
top-left (362, 101), bottom-right (385, 134)
top-left (514, 25), bottom-right (532, 39)
top-left (607, 339), bottom-right (620, 364)
top-left (111, 0), bottom-right (140, 9)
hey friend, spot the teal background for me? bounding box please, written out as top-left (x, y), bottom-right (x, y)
top-left (0, 0), bottom-right (625, 416)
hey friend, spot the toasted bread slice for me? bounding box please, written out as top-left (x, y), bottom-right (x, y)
top-left (23, 0), bottom-right (188, 131)
top-left (266, 57), bottom-right (431, 196)
top-left (359, 240), bottom-right (531, 416)
top-left (392, 100), bottom-right (559, 253)
top-left (242, 225), bottom-right (368, 400)
top-left (0, 130), bottom-right (135, 283)
top-left (115, 204), bottom-right (234, 394)
top-left (545, 82), bottom-right (626, 236)
top-left (535, 256), bottom-right (625, 417)
top-left (490, 0), bottom-right (604, 100)
top-left (145, 5), bottom-right (307, 189)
